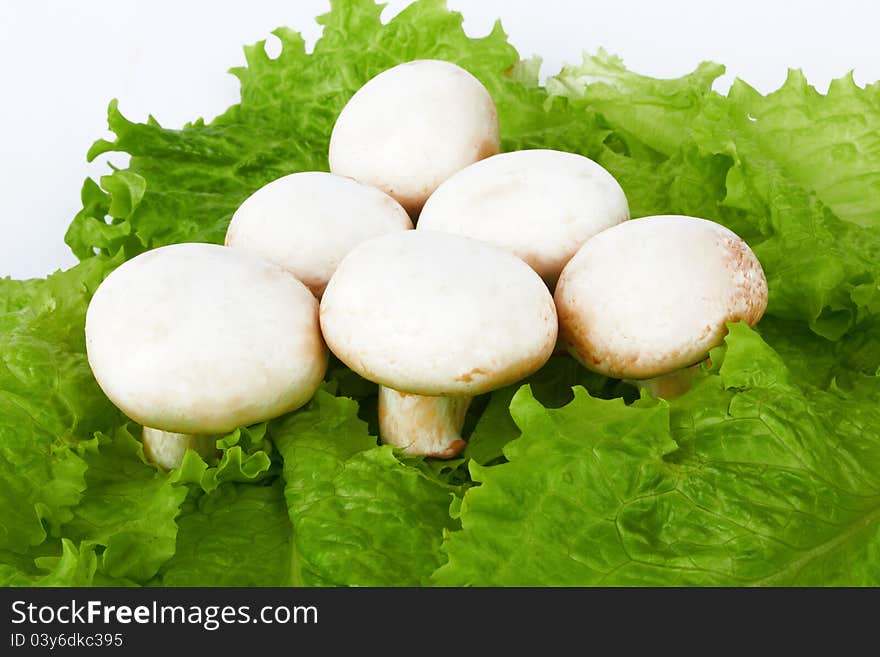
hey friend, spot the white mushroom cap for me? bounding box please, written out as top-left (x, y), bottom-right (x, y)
top-left (225, 172), bottom-right (412, 298)
top-left (329, 59), bottom-right (500, 216)
top-left (418, 149), bottom-right (630, 286)
top-left (320, 230), bottom-right (558, 396)
top-left (86, 243), bottom-right (328, 434)
top-left (555, 215), bottom-right (768, 379)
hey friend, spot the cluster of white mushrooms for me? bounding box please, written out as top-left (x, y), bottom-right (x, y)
top-left (85, 60), bottom-right (768, 469)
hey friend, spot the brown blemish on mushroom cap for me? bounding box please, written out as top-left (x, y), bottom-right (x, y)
top-left (466, 344), bottom-right (555, 392)
top-left (555, 226), bottom-right (769, 380)
top-left (557, 278), bottom-right (744, 380)
top-left (720, 234), bottom-right (769, 327)
top-left (558, 315), bottom-right (716, 380)
top-left (333, 332), bottom-right (557, 396)
top-left (455, 367), bottom-right (488, 383)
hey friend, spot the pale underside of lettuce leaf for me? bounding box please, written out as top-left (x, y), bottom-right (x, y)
top-left (1, 0), bottom-right (879, 587)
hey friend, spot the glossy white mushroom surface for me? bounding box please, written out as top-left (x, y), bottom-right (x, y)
top-left (86, 243), bottom-right (327, 435)
top-left (225, 171), bottom-right (412, 298)
top-left (418, 149), bottom-right (629, 286)
top-left (329, 60), bottom-right (500, 216)
top-left (320, 230), bottom-right (557, 457)
top-left (555, 215), bottom-right (768, 380)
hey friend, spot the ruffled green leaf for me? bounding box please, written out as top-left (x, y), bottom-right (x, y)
top-left (436, 325), bottom-right (880, 585)
top-left (273, 390), bottom-right (458, 586)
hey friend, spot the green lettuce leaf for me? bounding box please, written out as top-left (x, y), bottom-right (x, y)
top-left (58, 425), bottom-right (188, 583)
top-left (695, 72), bottom-right (880, 229)
top-left (0, 540), bottom-right (98, 587)
top-left (548, 49), bottom-right (725, 157)
top-left (273, 390), bottom-right (458, 586)
top-left (689, 87), bottom-right (880, 341)
top-left (170, 423), bottom-right (278, 494)
top-left (0, 256), bottom-right (124, 554)
top-left (152, 481), bottom-right (295, 587)
top-left (465, 354), bottom-right (629, 466)
top-left (435, 325), bottom-right (880, 585)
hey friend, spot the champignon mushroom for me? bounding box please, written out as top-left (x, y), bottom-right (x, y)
top-left (320, 230), bottom-right (558, 458)
top-left (418, 149), bottom-right (630, 287)
top-left (554, 215), bottom-right (768, 398)
top-left (85, 243), bottom-right (328, 469)
top-left (225, 171), bottom-right (413, 298)
top-left (329, 59), bottom-right (500, 217)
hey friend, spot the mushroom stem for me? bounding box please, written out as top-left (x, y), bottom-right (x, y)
top-left (378, 387), bottom-right (470, 459)
top-left (141, 427), bottom-right (219, 471)
top-left (626, 362), bottom-right (705, 400)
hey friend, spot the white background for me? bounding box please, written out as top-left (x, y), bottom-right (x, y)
top-left (2, 0), bottom-right (878, 279)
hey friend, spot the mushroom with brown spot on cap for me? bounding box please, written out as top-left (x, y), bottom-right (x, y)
top-left (554, 215), bottom-right (768, 398)
top-left (85, 243), bottom-right (328, 469)
top-left (418, 149), bottom-right (630, 288)
top-left (320, 230), bottom-right (558, 458)
top-left (329, 59), bottom-right (500, 217)
top-left (225, 171), bottom-right (413, 298)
